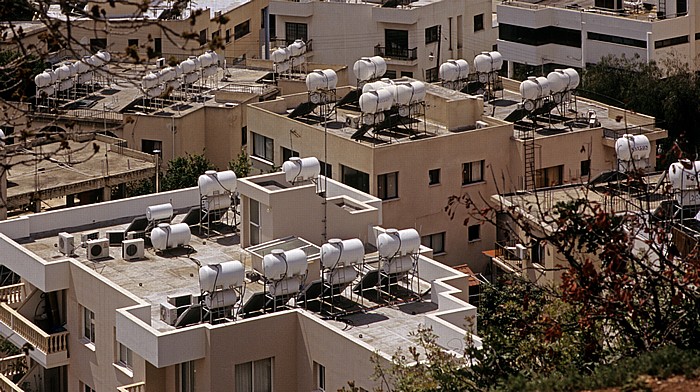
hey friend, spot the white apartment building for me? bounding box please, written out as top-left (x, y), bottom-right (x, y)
top-left (0, 170), bottom-right (478, 392)
top-left (269, 0), bottom-right (496, 82)
top-left (497, 0), bottom-right (699, 72)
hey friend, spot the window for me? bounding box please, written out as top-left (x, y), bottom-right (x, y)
top-left (119, 343), bottom-right (133, 369)
top-left (468, 224), bottom-right (481, 242)
top-left (315, 362), bottom-right (326, 391)
top-left (235, 357), bottom-right (273, 392)
top-left (90, 38), bottom-right (107, 52)
top-left (377, 172), bottom-right (398, 200)
top-left (252, 133), bottom-right (273, 162)
top-left (401, 71), bottom-right (413, 78)
top-left (535, 165), bottom-right (564, 188)
top-left (235, 20), bottom-right (251, 40)
top-left (225, 29), bottom-right (231, 43)
top-left (385, 29), bottom-right (408, 57)
top-left (178, 361), bottom-right (195, 392)
top-left (141, 139), bottom-right (162, 157)
top-left (580, 159), bottom-right (591, 177)
top-left (242, 126), bottom-right (247, 146)
top-left (154, 38), bottom-right (162, 55)
top-left (285, 22), bottom-right (308, 45)
top-left (677, 0), bottom-right (687, 15)
top-left (250, 199), bottom-right (260, 245)
top-left (261, 7), bottom-right (267, 28)
top-left (341, 165), bottom-right (369, 193)
top-left (428, 168), bottom-right (440, 185)
top-left (81, 382), bottom-right (96, 392)
top-left (425, 67), bottom-right (438, 82)
top-left (212, 30), bottom-right (220, 41)
top-left (199, 29), bottom-right (208, 45)
top-left (128, 39), bottom-right (138, 48)
top-left (425, 25), bottom-right (439, 44)
top-left (655, 35), bottom-right (689, 49)
top-left (384, 70), bottom-right (397, 79)
top-left (474, 14), bottom-right (484, 32)
top-left (587, 32), bottom-right (646, 48)
top-left (421, 232), bottom-right (445, 254)
top-left (462, 160), bottom-right (484, 185)
top-left (499, 24), bottom-right (581, 48)
top-left (282, 147), bottom-right (299, 162)
top-left (319, 160), bottom-right (332, 178)
top-left (83, 307), bottom-right (95, 344)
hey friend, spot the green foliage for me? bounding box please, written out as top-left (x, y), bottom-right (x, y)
top-left (0, 50), bottom-right (45, 101)
top-left (124, 178), bottom-right (156, 197)
top-left (581, 54), bottom-right (700, 159)
top-left (161, 152), bottom-right (216, 191)
top-left (228, 148), bottom-right (252, 178)
top-left (0, 0), bottom-right (34, 22)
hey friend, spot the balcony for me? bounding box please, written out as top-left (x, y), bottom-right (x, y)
top-left (0, 303), bottom-right (69, 368)
top-left (374, 45), bottom-right (417, 61)
top-left (117, 382), bottom-right (146, 392)
top-left (0, 284), bottom-right (26, 308)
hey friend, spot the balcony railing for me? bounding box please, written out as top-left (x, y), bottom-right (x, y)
top-left (0, 374), bottom-right (23, 392)
top-left (0, 285), bottom-right (25, 307)
top-left (0, 355), bottom-right (26, 381)
top-left (117, 382), bottom-right (146, 392)
top-left (0, 303), bottom-right (68, 355)
top-left (374, 45), bottom-right (417, 60)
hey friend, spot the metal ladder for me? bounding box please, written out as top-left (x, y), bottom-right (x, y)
top-left (523, 129), bottom-right (536, 190)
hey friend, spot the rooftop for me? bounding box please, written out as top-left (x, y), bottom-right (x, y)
top-left (500, 0), bottom-right (675, 21)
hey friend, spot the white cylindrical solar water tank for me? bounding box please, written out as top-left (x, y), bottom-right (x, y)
top-left (369, 56), bottom-right (387, 78)
top-left (474, 52), bottom-right (499, 73)
top-left (377, 228), bottom-right (420, 258)
top-left (305, 69), bottom-right (338, 91)
top-left (210, 51), bottom-right (220, 65)
top-left (563, 68), bottom-right (580, 90)
top-left (39, 86), bottom-right (56, 96)
top-left (198, 170), bottom-right (237, 196)
top-left (199, 51), bottom-right (214, 68)
top-left (180, 58), bottom-right (196, 74)
top-left (615, 134), bottom-right (650, 161)
top-left (455, 59), bottom-right (469, 79)
top-left (183, 72), bottom-right (199, 84)
top-left (535, 76), bottom-right (550, 97)
top-left (359, 89), bottom-right (393, 114)
top-left (90, 54), bottom-right (104, 67)
top-left (168, 79), bottom-right (181, 90)
top-left (382, 255), bottom-right (414, 274)
top-left (353, 56), bottom-right (387, 81)
top-left (34, 70), bottom-right (53, 87)
top-left (146, 203), bottom-right (173, 221)
top-left (288, 39), bottom-right (306, 57)
top-left (362, 79), bottom-right (392, 94)
top-left (203, 193), bottom-right (232, 211)
top-left (142, 72), bottom-right (159, 89)
top-left (271, 48), bottom-right (288, 63)
top-left (519, 77), bottom-right (540, 101)
top-left (77, 72), bottom-right (93, 84)
top-left (202, 65), bottom-right (218, 78)
top-left (323, 266), bottom-right (359, 285)
top-left (174, 64), bottom-right (183, 78)
top-left (262, 248), bottom-right (308, 280)
top-left (189, 56), bottom-right (202, 70)
top-left (408, 81), bottom-right (425, 103)
top-left (56, 64), bottom-right (71, 81)
top-left (282, 157), bottom-right (321, 182)
top-left (96, 50), bottom-right (111, 63)
top-left (146, 86), bottom-right (163, 98)
top-left (204, 290), bottom-right (239, 309)
top-left (160, 67), bottom-right (175, 82)
top-left (547, 70), bottom-right (567, 94)
top-left (151, 223), bottom-right (191, 250)
top-left (669, 160), bottom-right (700, 191)
top-left (439, 60), bottom-right (459, 82)
top-left (291, 55), bottom-right (306, 67)
top-left (267, 276), bottom-right (303, 296)
top-left (68, 62), bottom-right (79, 77)
top-left (58, 79), bottom-right (74, 91)
top-left (77, 58), bottom-right (91, 74)
top-left (320, 238), bottom-right (364, 269)
top-left (199, 260), bottom-right (245, 292)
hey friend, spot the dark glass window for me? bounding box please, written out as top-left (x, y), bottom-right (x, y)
top-left (377, 172), bottom-right (398, 200)
top-left (655, 35), bottom-right (689, 49)
top-left (499, 24), bottom-right (581, 48)
top-left (235, 20), bottom-right (250, 40)
top-left (588, 32), bottom-right (646, 48)
top-left (285, 22), bottom-right (308, 45)
top-left (474, 14), bottom-right (484, 32)
top-left (428, 168), bottom-right (440, 185)
top-left (425, 26), bottom-right (439, 44)
top-left (385, 29), bottom-right (408, 57)
top-left (341, 165), bottom-right (369, 193)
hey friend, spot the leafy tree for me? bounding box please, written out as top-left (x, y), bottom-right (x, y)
top-left (0, 50), bottom-right (45, 101)
top-left (160, 152), bottom-right (216, 191)
top-left (228, 148), bottom-right (252, 178)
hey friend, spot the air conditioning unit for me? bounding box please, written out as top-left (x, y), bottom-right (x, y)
top-left (122, 239), bottom-right (145, 261)
top-left (156, 57), bottom-right (166, 67)
top-left (345, 114), bottom-right (361, 129)
top-left (81, 231), bottom-right (100, 247)
top-left (160, 302), bottom-right (178, 325)
top-left (58, 232), bottom-right (75, 256)
top-left (86, 238), bottom-right (110, 261)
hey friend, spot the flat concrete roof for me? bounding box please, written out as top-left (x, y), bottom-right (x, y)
top-left (501, 0), bottom-right (665, 21)
top-left (22, 213), bottom-right (438, 358)
top-left (6, 139), bottom-right (155, 209)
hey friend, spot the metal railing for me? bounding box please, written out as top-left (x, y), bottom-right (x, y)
top-left (218, 83), bottom-right (277, 96)
top-left (602, 124), bottom-right (657, 139)
top-left (117, 382), bottom-right (146, 392)
top-left (374, 45), bottom-right (417, 60)
top-left (0, 285), bottom-right (25, 307)
top-left (0, 303), bottom-right (69, 355)
top-left (31, 106), bottom-right (123, 123)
